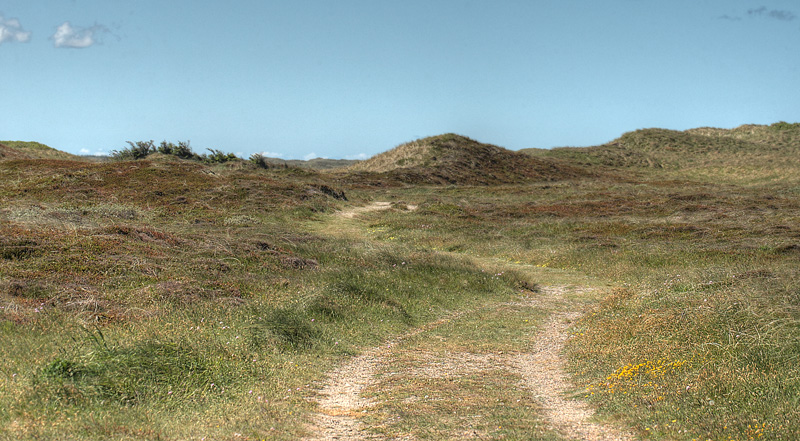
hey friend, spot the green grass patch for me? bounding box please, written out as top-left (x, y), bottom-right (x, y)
top-left (364, 301), bottom-right (563, 440)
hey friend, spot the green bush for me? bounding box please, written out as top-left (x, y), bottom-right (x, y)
top-left (202, 148), bottom-right (237, 164)
top-left (110, 140), bottom-right (238, 164)
top-left (158, 140), bottom-right (198, 160)
top-left (110, 140), bottom-right (155, 160)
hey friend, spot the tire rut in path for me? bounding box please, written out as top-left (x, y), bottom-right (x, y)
top-left (305, 353), bottom-right (382, 440)
top-left (514, 287), bottom-right (635, 441)
top-left (304, 314), bottom-right (465, 441)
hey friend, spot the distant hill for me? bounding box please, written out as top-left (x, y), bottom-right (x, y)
top-left (346, 133), bottom-right (591, 185)
top-left (520, 122), bottom-right (800, 171)
top-left (259, 157), bottom-right (360, 170)
top-left (0, 141), bottom-right (79, 160)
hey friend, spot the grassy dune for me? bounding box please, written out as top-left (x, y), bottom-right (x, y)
top-left (0, 141), bottom-right (80, 161)
top-left (2, 125), bottom-right (799, 440)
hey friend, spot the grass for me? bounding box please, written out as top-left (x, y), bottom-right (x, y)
top-left (0, 141), bottom-right (79, 160)
top-left (0, 158), bottom-right (538, 439)
top-left (354, 174), bottom-right (800, 439)
top-left (346, 133), bottom-right (592, 185)
top-left (2, 244), bottom-right (534, 439)
top-left (362, 288), bottom-right (565, 440)
top-left (2, 124), bottom-right (800, 440)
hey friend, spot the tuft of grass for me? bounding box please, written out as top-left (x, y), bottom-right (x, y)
top-left (34, 328), bottom-right (219, 406)
top-left (249, 308), bottom-right (321, 351)
top-left (309, 271), bottom-right (411, 321)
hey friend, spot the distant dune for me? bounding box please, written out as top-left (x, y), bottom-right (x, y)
top-left (520, 122), bottom-right (800, 171)
top-left (0, 141), bottom-right (79, 161)
top-left (6, 122), bottom-right (799, 182)
top-left (346, 133), bottom-right (590, 185)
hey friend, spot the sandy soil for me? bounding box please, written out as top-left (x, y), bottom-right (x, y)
top-left (337, 202), bottom-right (417, 219)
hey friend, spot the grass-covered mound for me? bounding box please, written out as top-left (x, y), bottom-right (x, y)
top-left (521, 122), bottom-right (800, 184)
top-left (347, 133), bottom-right (591, 185)
top-left (0, 141), bottom-right (79, 161)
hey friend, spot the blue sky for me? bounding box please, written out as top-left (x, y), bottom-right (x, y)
top-left (1, 1), bottom-right (799, 159)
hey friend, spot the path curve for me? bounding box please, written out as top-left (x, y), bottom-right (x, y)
top-left (514, 286), bottom-right (635, 441)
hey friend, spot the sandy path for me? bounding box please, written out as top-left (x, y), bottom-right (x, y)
top-left (514, 287), bottom-right (635, 441)
top-left (337, 201), bottom-right (417, 219)
top-left (305, 313), bottom-right (466, 441)
top-left (305, 354), bottom-right (382, 440)
top-left (304, 286), bottom-right (635, 441)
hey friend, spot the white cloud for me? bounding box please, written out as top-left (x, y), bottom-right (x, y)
top-left (52, 22), bottom-right (107, 48)
top-left (345, 153), bottom-right (369, 160)
top-left (303, 152), bottom-right (323, 161)
top-left (259, 151), bottom-right (285, 158)
top-left (0, 15), bottom-right (31, 44)
top-left (79, 148), bottom-right (90, 154)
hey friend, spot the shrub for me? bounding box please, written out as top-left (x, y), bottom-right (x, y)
top-left (158, 140), bottom-right (198, 160)
top-left (202, 149), bottom-right (237, 164)
top-left (110, 140), bottom-right (155, 160)
top-left (111, 140), bottom-right (238, 163)
top-left (770, 121), bottom-right (800, 130)
top-left (249, 153), bottom-right (269, 168)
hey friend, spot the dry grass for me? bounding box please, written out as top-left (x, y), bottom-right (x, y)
top-left (348, 139), bottom-right (433, 173)
top-left (346, 133), bottom-right (593, 186)
top-left (0, 141), bottom-right (80, 160)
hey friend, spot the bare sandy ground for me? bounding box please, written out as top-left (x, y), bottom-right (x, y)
top-left (337, 202), bottom-right (417, 219)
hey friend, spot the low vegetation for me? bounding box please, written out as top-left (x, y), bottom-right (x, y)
top-left (1, 141), bottom-right (79, 161)
top-left (1, 123), bottom-right (799, 440)
top-left (110, 140), bottom-right (238, 164)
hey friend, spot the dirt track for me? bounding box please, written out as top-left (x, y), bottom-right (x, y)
top-left (306, 204), bottom-right (634, 440)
